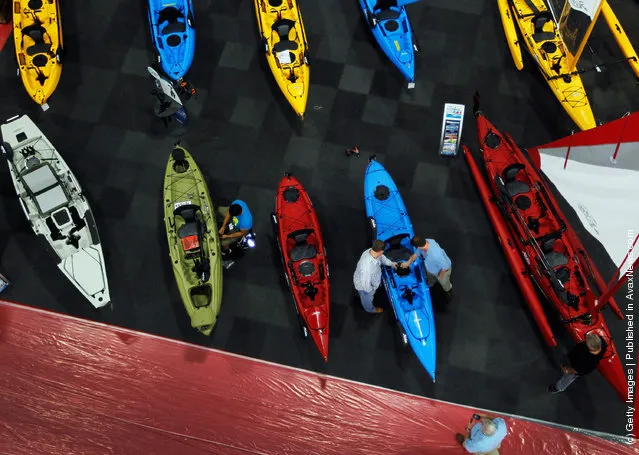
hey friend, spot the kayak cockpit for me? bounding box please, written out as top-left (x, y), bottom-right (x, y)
top-left (190, 284), bottom-right (212, 309)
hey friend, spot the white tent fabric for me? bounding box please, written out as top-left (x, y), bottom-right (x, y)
top-left (531, 114), bottom-right (639, 276)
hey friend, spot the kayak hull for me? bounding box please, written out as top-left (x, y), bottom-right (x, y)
top-left (13, 0), bottom-right (63, 106)
top-left (163, 146), bottom-right (223, 335)
top-left (506, 0), bottom-right (596, 130)
top-left (254, 0), bottom-right (310, 118)
top-left (1, 115), bottom-right (110, 308)
top-left (273, 175), bottom-right (330, 362)
top-left (469, 109), bottom-right (625, 400)
top-left (364, 160), bottom-right (436, 381)
top-left (359, 0), bottom-right (416, 85)
top-left (147, 0), bottom-right (196, 81)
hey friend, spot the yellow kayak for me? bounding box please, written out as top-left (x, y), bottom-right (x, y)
top-left (600, 0), bottom-right (639, 80)
top-left (254, 0), bottom-right (310, 119)
top-left (13, 0), bottom-right (63, 107)
top-left (503, 0), bottom-right (596, 131)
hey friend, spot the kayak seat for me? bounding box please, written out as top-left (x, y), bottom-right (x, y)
top-left (545, 251), bottom-right (568, 268)
top-left (385, 233), bottom-right (412, 262)
top-left (375, 9), bottom-right (400, 21)
top-left (542, 238), bottom-right (568, 268)
top-left (269, 0), bottom-right (283, 6)
top-left (176, 206), bottom-right (199, 238)
top-left (272, 19), bottom-right (299, 53)
top-left (22, 24), bottom-right (52, 57)
top-left (158, 7), bottom-right (182, 26)
top-left (288, 229), bottom-right (317, 262)
top-left (374, 0), bottom-right (400, 20)
top-left (532, 12), bottom-right (555, 43)
top-left (162, 21), bottom-right (187, 36)
top-left (502, 163), bottom-right (529, 197)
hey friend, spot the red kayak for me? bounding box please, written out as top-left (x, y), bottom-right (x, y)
top-left (464, 98), bottom-right (626, 400)
top-left (272, 175), bottom-right (330, 362)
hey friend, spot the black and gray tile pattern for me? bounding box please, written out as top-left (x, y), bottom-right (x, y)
top-left (0, 0), bottom-right (637, 436)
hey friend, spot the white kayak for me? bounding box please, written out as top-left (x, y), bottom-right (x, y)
top-left (0, 115), bottom-right (110, 308)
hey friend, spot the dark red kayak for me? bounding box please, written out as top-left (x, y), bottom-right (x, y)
top-left (464, 97), bottom-right (625, 400)
top-left (272, 175), bottom-right (330, 362)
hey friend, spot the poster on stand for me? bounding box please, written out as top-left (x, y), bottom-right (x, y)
top-left (439, 103), bottom-right (465, 157)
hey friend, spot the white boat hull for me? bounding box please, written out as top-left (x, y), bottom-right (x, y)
top-left (1, 115), bottom-right (110, 308)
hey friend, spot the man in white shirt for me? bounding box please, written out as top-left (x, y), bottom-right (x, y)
top-left (353, 239), bottom-right (398, 313)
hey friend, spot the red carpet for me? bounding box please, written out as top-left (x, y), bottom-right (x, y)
top-left (0, 300), bottom-right (636, 455)
top-left (0, 22), bottom-right (11, 53)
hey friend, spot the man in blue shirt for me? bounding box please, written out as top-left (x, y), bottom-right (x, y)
top-left (456, 414), bottom-right (507, 454)
top-left (217, 200), bottom-right (253, 252)
top-left (400, 235), bottom-right (453, 300)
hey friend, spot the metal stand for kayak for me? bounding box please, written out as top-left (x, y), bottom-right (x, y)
top-left (148, 67), bottom-right (196, 137)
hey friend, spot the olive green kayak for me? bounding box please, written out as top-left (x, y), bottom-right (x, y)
top-left (163, 145), bottom-right (222, 335)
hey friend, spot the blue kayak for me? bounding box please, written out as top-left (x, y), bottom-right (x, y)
top-left (359, 0), bottom-right (420, 87)
top-left (364, 158), bottom-right (436, 381)
top-left (147, 0), bottom-right (196, 81)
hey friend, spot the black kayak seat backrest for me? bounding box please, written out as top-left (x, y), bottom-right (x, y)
top-left (174, 205), bottom-right (200, 239)
top-left (28, 0), bottom-right (43, 10)
top-left (268, 0), bottom-right (283, 6)
top-left (22, 24), bottom-right (51, 57)
top-left (502, 163), bottom-right (530, 197)
top-left (374, 0), bottom-right (400, 20)
top-left (163, 22), bottom-right (187, 36)
top-left (533, 12), bottom-right (555, 43)
top-left (384, 233), bottom-right (412, 262)
top-left (375, 0), bottom-right (398, 11)
top-left (288, 229), bottom-right (317, 262)
top-left (159, 7), bottom-right (181, 25)
top-left (158, 7), bottom-right (186, 35)
top-left (272, 19), bottom-right (299, 53)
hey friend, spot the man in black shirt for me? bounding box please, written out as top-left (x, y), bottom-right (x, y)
top-left (548, 333), bottom-right (606, 393)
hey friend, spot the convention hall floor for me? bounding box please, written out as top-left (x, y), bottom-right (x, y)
top-left (1, 0), bottom-right (638, 437)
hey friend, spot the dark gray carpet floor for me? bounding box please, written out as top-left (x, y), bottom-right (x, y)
top-left (0, 0), bottom-right (638, 438)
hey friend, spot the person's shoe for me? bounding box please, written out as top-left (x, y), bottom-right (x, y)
top-left (374, 307), bottom-right (384, 314)
top-left (548, 384), bottom-right (560, 394)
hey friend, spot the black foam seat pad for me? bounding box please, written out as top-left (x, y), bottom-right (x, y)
top-left (385, 247), bottom-right (412, 262)
top-left (178, 222), bottom-right (198, 239)
top-left (290, 244), bottom-right (317, 262)
top-left (506, 181), bottom-right (530, 197)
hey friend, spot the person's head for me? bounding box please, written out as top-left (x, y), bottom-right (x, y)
top-left (586, 333), bottom-right (602, 354)
top-left (229, 204), bottom-right (243, 217)
top-left (370, 239), bottom-right (386, 258)
top-left (411, 235), bottom-right (429, 251)
top-left (480, 418), bottom-right (497, 436)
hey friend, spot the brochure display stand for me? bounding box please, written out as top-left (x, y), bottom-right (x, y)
top-left (439, 103), bottom-right (465, 157)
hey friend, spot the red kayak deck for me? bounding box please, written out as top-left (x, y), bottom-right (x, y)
top-left (273, 175), bottom-right (330, 362)
top-left (471, 113), bottom-right (626, 401)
